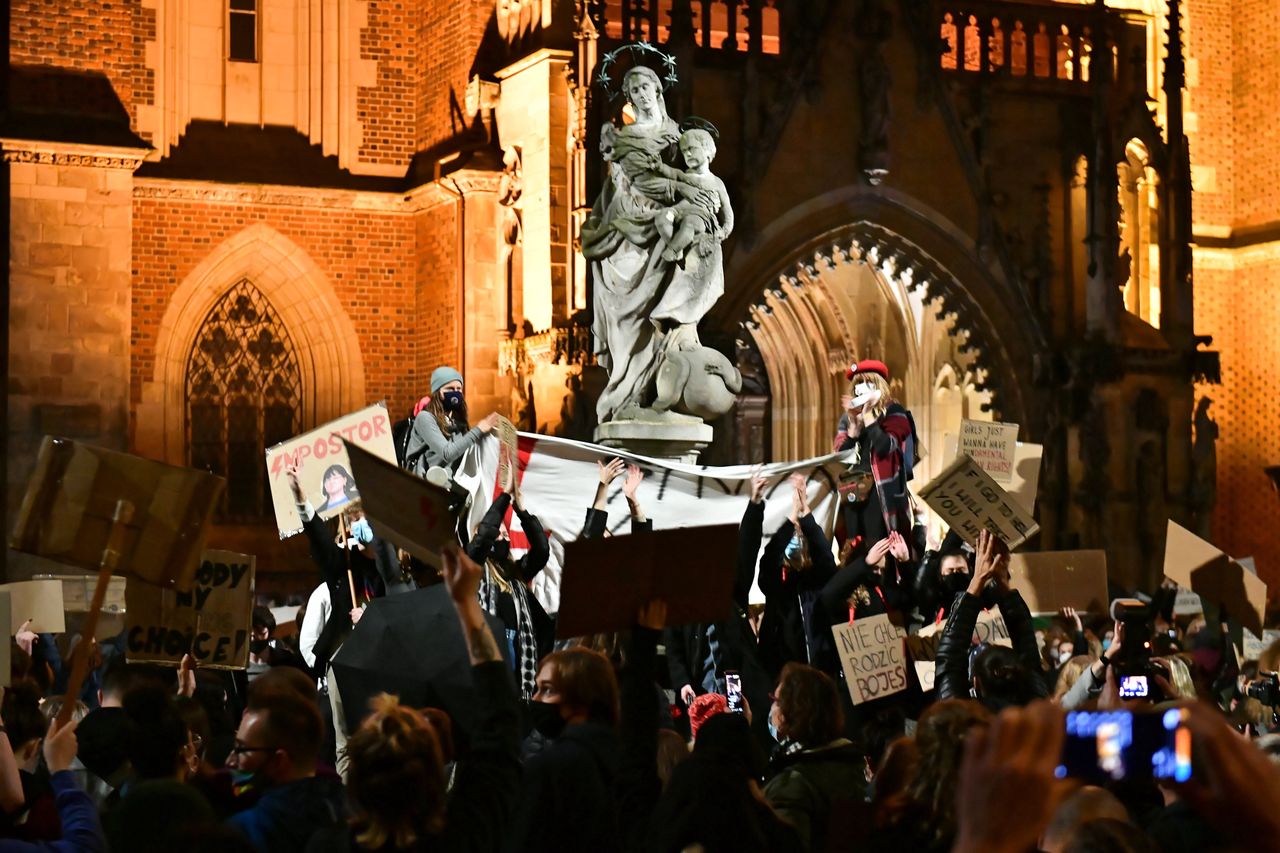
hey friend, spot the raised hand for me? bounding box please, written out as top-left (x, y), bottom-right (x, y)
top-left (286, 464), bottom-right (305, 503)
top-left (887, 531), bottom-right (910, 563)
top-left (865, 537), bottom-right (892, 569)
top-left (14, 621), bottom-right (36, 657)
top-left (1175, 701), bottom-right (1280, 843)
top-left (623, 464), bottom-right (644, 501)
top-left (178, 654), bottom-right (197, 698)
top-left (790, 473), bottom-right (810, 517)
top-left (969, 530), bottom-right (1009, 596)
top-left (598, 458), bottom-right (626, 486)
top-left (954, 701), bottom-right (1066, 853)
top-left (478, 412), bottom-right (501, 434)
top-left (749, 466), bottom-right (768, 504)
top-left (42, 717), bottom-right (80, 775)
top-left (1061, 606), bottom-right (1083, 633)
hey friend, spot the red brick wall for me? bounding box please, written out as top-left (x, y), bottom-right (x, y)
top-left (415, 0), bottom-right (494, 153)
top-left (1186, 0), bottom-right (1235, 230)
top-left (358, 0), bottom-right (417, 166)
top-left (1194, 255), bottom-right (1280, 594)
top-left (414, 204), bottom-right (461, 384)
top-left (130, 199), bottom-right (419, 420)
top-left (9, 0), bottom-right (143, 126)
top-left (1232, 0), bottom-right (1280, 229)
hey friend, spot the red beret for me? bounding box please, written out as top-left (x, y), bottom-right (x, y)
top-left (846, 359), bottom-right (890, 381)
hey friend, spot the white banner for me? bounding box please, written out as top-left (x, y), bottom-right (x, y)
top-left (454, 433), bottom-right (855, 612)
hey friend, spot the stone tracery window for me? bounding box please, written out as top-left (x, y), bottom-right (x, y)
top-left (186, 280), bottom-right (302, 521)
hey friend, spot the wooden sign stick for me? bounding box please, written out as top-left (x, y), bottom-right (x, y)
top-left (56, 499), bottom-right (134, 727)
top-left (340, 514), bottom-right (358, 611)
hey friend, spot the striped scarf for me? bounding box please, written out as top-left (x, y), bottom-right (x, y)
top-left (480, 563), bottom-right (538, 701)
top-left (870, 405), bottom-right (918, 554)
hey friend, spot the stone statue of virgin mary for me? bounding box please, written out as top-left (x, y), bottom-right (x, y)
top-left (581, 61), bottom-right (739, 434)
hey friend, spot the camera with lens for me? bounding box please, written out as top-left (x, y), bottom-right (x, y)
top-left (1247, 672), bottom-right (1280, 706)
top-left (1110, 598), bottom-right (1166, 702)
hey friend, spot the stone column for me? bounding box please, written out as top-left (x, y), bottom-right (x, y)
top-left (5, 141), bottom-right (145, 541)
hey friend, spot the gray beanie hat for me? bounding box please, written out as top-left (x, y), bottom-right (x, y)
top-left (430, 366), bottom-right (464, 395)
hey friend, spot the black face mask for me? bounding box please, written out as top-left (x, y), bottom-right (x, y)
top-left (529, 701), bottom-right (566, 740)
top-left (941, 572), bottom-right (971, 597)
top-left (441, 390), bottom-right (464, 411)
top-left (250, 638), bottom-right (270, 656)
top-left (491, 541), bottom-right (511, 564)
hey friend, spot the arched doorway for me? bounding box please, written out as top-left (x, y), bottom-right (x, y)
top-left (741, 222), bottom-right (997, 492)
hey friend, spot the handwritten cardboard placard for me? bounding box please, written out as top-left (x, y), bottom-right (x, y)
top-left (906, 611), bottom-right (1011, 692)
top-left (944, 436), bottom-right (1042, 515)
top-left (832, 614), bottom-right (909, 705)
top-left (343, 441), bottom-right (457, 566)
top-left (0, 580), bottom-right (66, 633)
top-left (1008, 550), bottom-right (1109, 615)
top-left (125, 550), bottom-right (255, 669)
top-left (1244, 629), bottom-right (1266, 662)
top-left (10, 437), bottom-right (222, 592)
top-left (1163, 521), bottom-right (1266, 636)
top-left (918, 454), bottom-right (1040, 549)
top-left (44, 574), bottom-right (127, 614)
top-left (958, 420), bottom-right (1019, 484)
top-left (496, 416), bottom-right (518, 485)
top-left (1173, 587), bottom-right (1203, 616)
top-left (264, 404), bottom-right (397, 539)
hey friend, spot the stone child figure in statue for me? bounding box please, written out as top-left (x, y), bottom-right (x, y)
top-left (581, 56), bottom-right (741, 437)
top-left (654, 124), bottom-right (734, 264)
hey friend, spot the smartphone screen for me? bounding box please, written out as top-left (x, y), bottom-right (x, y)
top-left (725, 671), bottom-right (744, 713)
top-left (1118, 675), bottom-right (1149, 699)
top-left (1058, 708), bottom-right (1192, 783)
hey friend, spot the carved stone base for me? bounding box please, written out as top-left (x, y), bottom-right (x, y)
top-left (594, 418), bottom-right (714, 464)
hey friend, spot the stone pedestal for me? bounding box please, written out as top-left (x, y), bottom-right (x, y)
top-left (594, 419), bottom-right (713, 464)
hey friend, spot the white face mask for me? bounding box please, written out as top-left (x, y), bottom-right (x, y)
top-left (1057, 649), bottom-right (1074, 665)
top-left (852, 383), bottom-right (881, 409)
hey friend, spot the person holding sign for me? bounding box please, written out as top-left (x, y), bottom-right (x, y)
top-left (833, 360), bottom-right (921, 565)
top-left (405, 366), bottom-right (501, 477)
top-left (466, 449), bottom-right (553, 702)
top-left (934, 531), bottom-right (1045, 712)
top-left (757, 474), bottom-right (839, 678)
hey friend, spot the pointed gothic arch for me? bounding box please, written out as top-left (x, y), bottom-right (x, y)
top-left (136, 223), bottom-right (366, 467)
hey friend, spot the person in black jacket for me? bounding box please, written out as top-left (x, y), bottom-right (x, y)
top-left (466, 458), bottom-right (553, 702)
top-left (305, 545), bottom-right (522, 853)
top-left (935, 531), bottom-right (1047, 711)
top-left (506, 647), bottom-right (622, 853)
top-left (913, 530), bottom-right (975, 628)
top-left (757, 474), bottom-right (839, 679)
top-left (582, 458), bottom-right (653, 538)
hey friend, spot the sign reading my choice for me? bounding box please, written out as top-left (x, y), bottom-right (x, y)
top-left (125, 550), bottom-right (255, 669)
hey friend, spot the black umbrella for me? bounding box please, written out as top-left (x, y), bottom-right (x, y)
top-left (330, 584), bottom-right (511, 743)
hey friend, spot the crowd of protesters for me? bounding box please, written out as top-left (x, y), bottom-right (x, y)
top-left (2, 362), bottom-right (1279, 853)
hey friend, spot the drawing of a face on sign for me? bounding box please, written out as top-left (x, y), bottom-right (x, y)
top-left (316, 463), bottom-right (359, 514)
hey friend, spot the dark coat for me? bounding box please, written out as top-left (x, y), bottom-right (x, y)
top-left (504, 721), bottom-right (621, 853)
top-left (306, 660), bottom-right (522, 853)
top-left (763, 739), bottom-right (868, 852)
top-left (466, 492), bottom-right (555, 671)
top-left (580, 507), bottom-right (653, 538)
top-left (935, 588), bottom-right (1046, 710)
top-left (757, 513), bottom-right (838, 679)
top-left (225, 775), bottom-right (347, 853)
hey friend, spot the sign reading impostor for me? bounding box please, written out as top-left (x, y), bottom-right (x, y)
top-left (125, 549), bottom-right (255, 669)
top-left (264, 404), bottom-right (398, 538)
top-left (918, 454), bottom-right (1040, 549)
top-left (832, 614), bottom-right (909, 705)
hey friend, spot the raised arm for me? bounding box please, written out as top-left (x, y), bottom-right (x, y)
top-left (467, 491), bottom-right (512, 564)
top-left (622, 464), bottom-right (653, 533)
top-left (407, 410), bottom-right (493, 470)
top-left (737, 471), bottom-right (767, 606)
top-left (582, 458), bottom-right (625, 539)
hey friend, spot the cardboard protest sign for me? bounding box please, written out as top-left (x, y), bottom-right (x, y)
top-left (944, 435), bottom-right (1042, 515)
top-left (496, 416), bottom-right (518, 485)
top-left (1008, 551), bottom-right (1108, 615)
top-left (958, 420), bottom-right (1019, 483)
top-left (1173, 587), bottom-right (1203, 616)
top-left (264, 404), bottom-right (397, 539)
top-left (125, 550), bottom-right (255, 669)
top-left (556, 525), bottom-right (738, 639)
top-left (1244, 629), bottom-right (1266, 662)
top-left (832, 615), bottom-right (909, 704)
top-left (0, 580), bottom-right (65, 633)
top-left (918, 454), bottom-right (1039, 549)
top-left (10, 437), bottom-right (222, 592)
top-left (343, 441), bottom-right (456, 565)
top-left (1163, 521), bottom-right (1266, 635)
top-left (906, 611), bottom-right (1011, 692)
top-left (48, 574), bottom-right (127, 614)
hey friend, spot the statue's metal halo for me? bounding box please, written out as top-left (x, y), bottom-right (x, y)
top-left (595, 41), bottom-right (679, 101)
